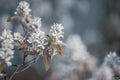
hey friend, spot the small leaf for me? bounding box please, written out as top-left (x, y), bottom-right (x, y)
top-left (0, 62), bottom-right (5, 70)
top-left (46, 35), bottom-right (53, 45)
top-left (7, 16), bottom-right (18, 22)
top-left (43, 55), bottom-right (51, 71)
top-left (56, 44), bottom-right (64, 56)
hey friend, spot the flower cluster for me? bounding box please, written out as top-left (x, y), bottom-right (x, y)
top-left (49, 23), bottom-right (64, 44)
top-left (31, 17), bottom-right (41, 30)
top-left (103, 52), bottom-right (120, 68)
top-left (14, 1), bottom-right (31, 16)
top-left (90, 66), bottom-right (113, 80)
top-left (0, 0), bottom-right (64, 79)
top-left (27, 29), bottom-right (47, 52)
top-left (66, 35), bottom-right (90, 61)
top-left (0, 29), bottom-right (14, 66)
top-left (14, 32), bottom-right (24, 42)
top-left (90, 52), bottom-right (120, 80)
top-left (3, 1), bottom-right (64, 69)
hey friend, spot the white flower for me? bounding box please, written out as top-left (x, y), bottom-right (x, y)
top-left (1, 42), bottom-right (14, 51)
top-left (21, 16), bottom-right (42, 33)
top-left (14, 1), bottom-right (31, 16)
top-left (1, 29), bottom-right (13, 41)
top-left (103, 52), bottom-right (120, 69)
top-left (31, 17), bottom-right (41, 30)
top-left (14, 32), bottom-right (24, 41)
top-left (90, 66), bottom-right (113, 80)
top-left (50, 23), bottom-right (64, 44)
top-left (27, 29), bottom-right (47, 51)
top-left (66, 35), bottom-right (90, 61)
top-left (0, 29), bottom-right (14, 66)
top-left (103, 52), bottom-right (118, 66)
top-left (4, 56), bottom-right (14, 66)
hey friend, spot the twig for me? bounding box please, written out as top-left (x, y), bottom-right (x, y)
top-left (8, 65), bottom-right (22, 80)
top-left (16, 55), bottom-right (40, 73)
top-left (8, 55), bottom-right (40, 80)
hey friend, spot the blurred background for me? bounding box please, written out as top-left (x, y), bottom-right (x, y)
top-left (0, 0), bottom-right (120, 80)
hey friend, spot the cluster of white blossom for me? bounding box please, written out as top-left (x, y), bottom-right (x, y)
top-left (89, 66), bottom-right (113, 80)
top-left (14, 1), bottom-right (64, 55)
top-left (103, 52), bottom-right (120, 68)
top-left (27, 29), bottom-right (47, 52)
top-left (0, 1), bottom-right (65, 79)
top-left (66, 35), bottom-right (90, 61)
top-left (49, 23), bottom-right (64, 44)
top-left (14, 32), bottom-right (24, 42)
top-left (90, 52), bottom-right (120, 80)
top-left (22, 16), bottom-right (42, 32)
top-left (0, 29), bottom-right (14, 66)
top-left (30, 17), bottom-right (42, 31)
top-left (26, 16), bottom-right (46, 52)
top-left (14, 1), bottom-right (31, 16)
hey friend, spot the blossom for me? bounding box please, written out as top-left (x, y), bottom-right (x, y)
top-left (103, 52), bottom-right (120, 69)
top-left (66, 35), bottom-right (90, 61)
top-left (0, 29), bottom-right (14, 66)
top-left (31, 17), bottom-right (41, 30)
top-left (89, 52), bottom-right (119, 80)
top-left (50, 23), bottom-right (64, 44)
top-left (89, 66), bottom-right (113, 80)
top-left (27, 29), bottom-right (47, 52)
top-left (14, 1), bottom-right (31, 16)
top-left (103, 52), bottom-right (118, 66)
top-left (14, 32), bottom-right (24, 42)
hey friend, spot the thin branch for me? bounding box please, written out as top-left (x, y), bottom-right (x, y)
top-left (8, 65), bottom-right (22, 80)
top-left (8, 55), bottom-right (40, 80)
top-left (16, 55), bottom-right (40, 73)
top-left (16, 61), bottom-right (34, 73)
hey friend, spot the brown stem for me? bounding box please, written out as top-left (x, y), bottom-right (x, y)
top-left (8, 65), bottom-right (22, 80)
top-left (8, 55), bottom-right (40, 80)
top-left (17, 55), bottom-right (40, 73)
